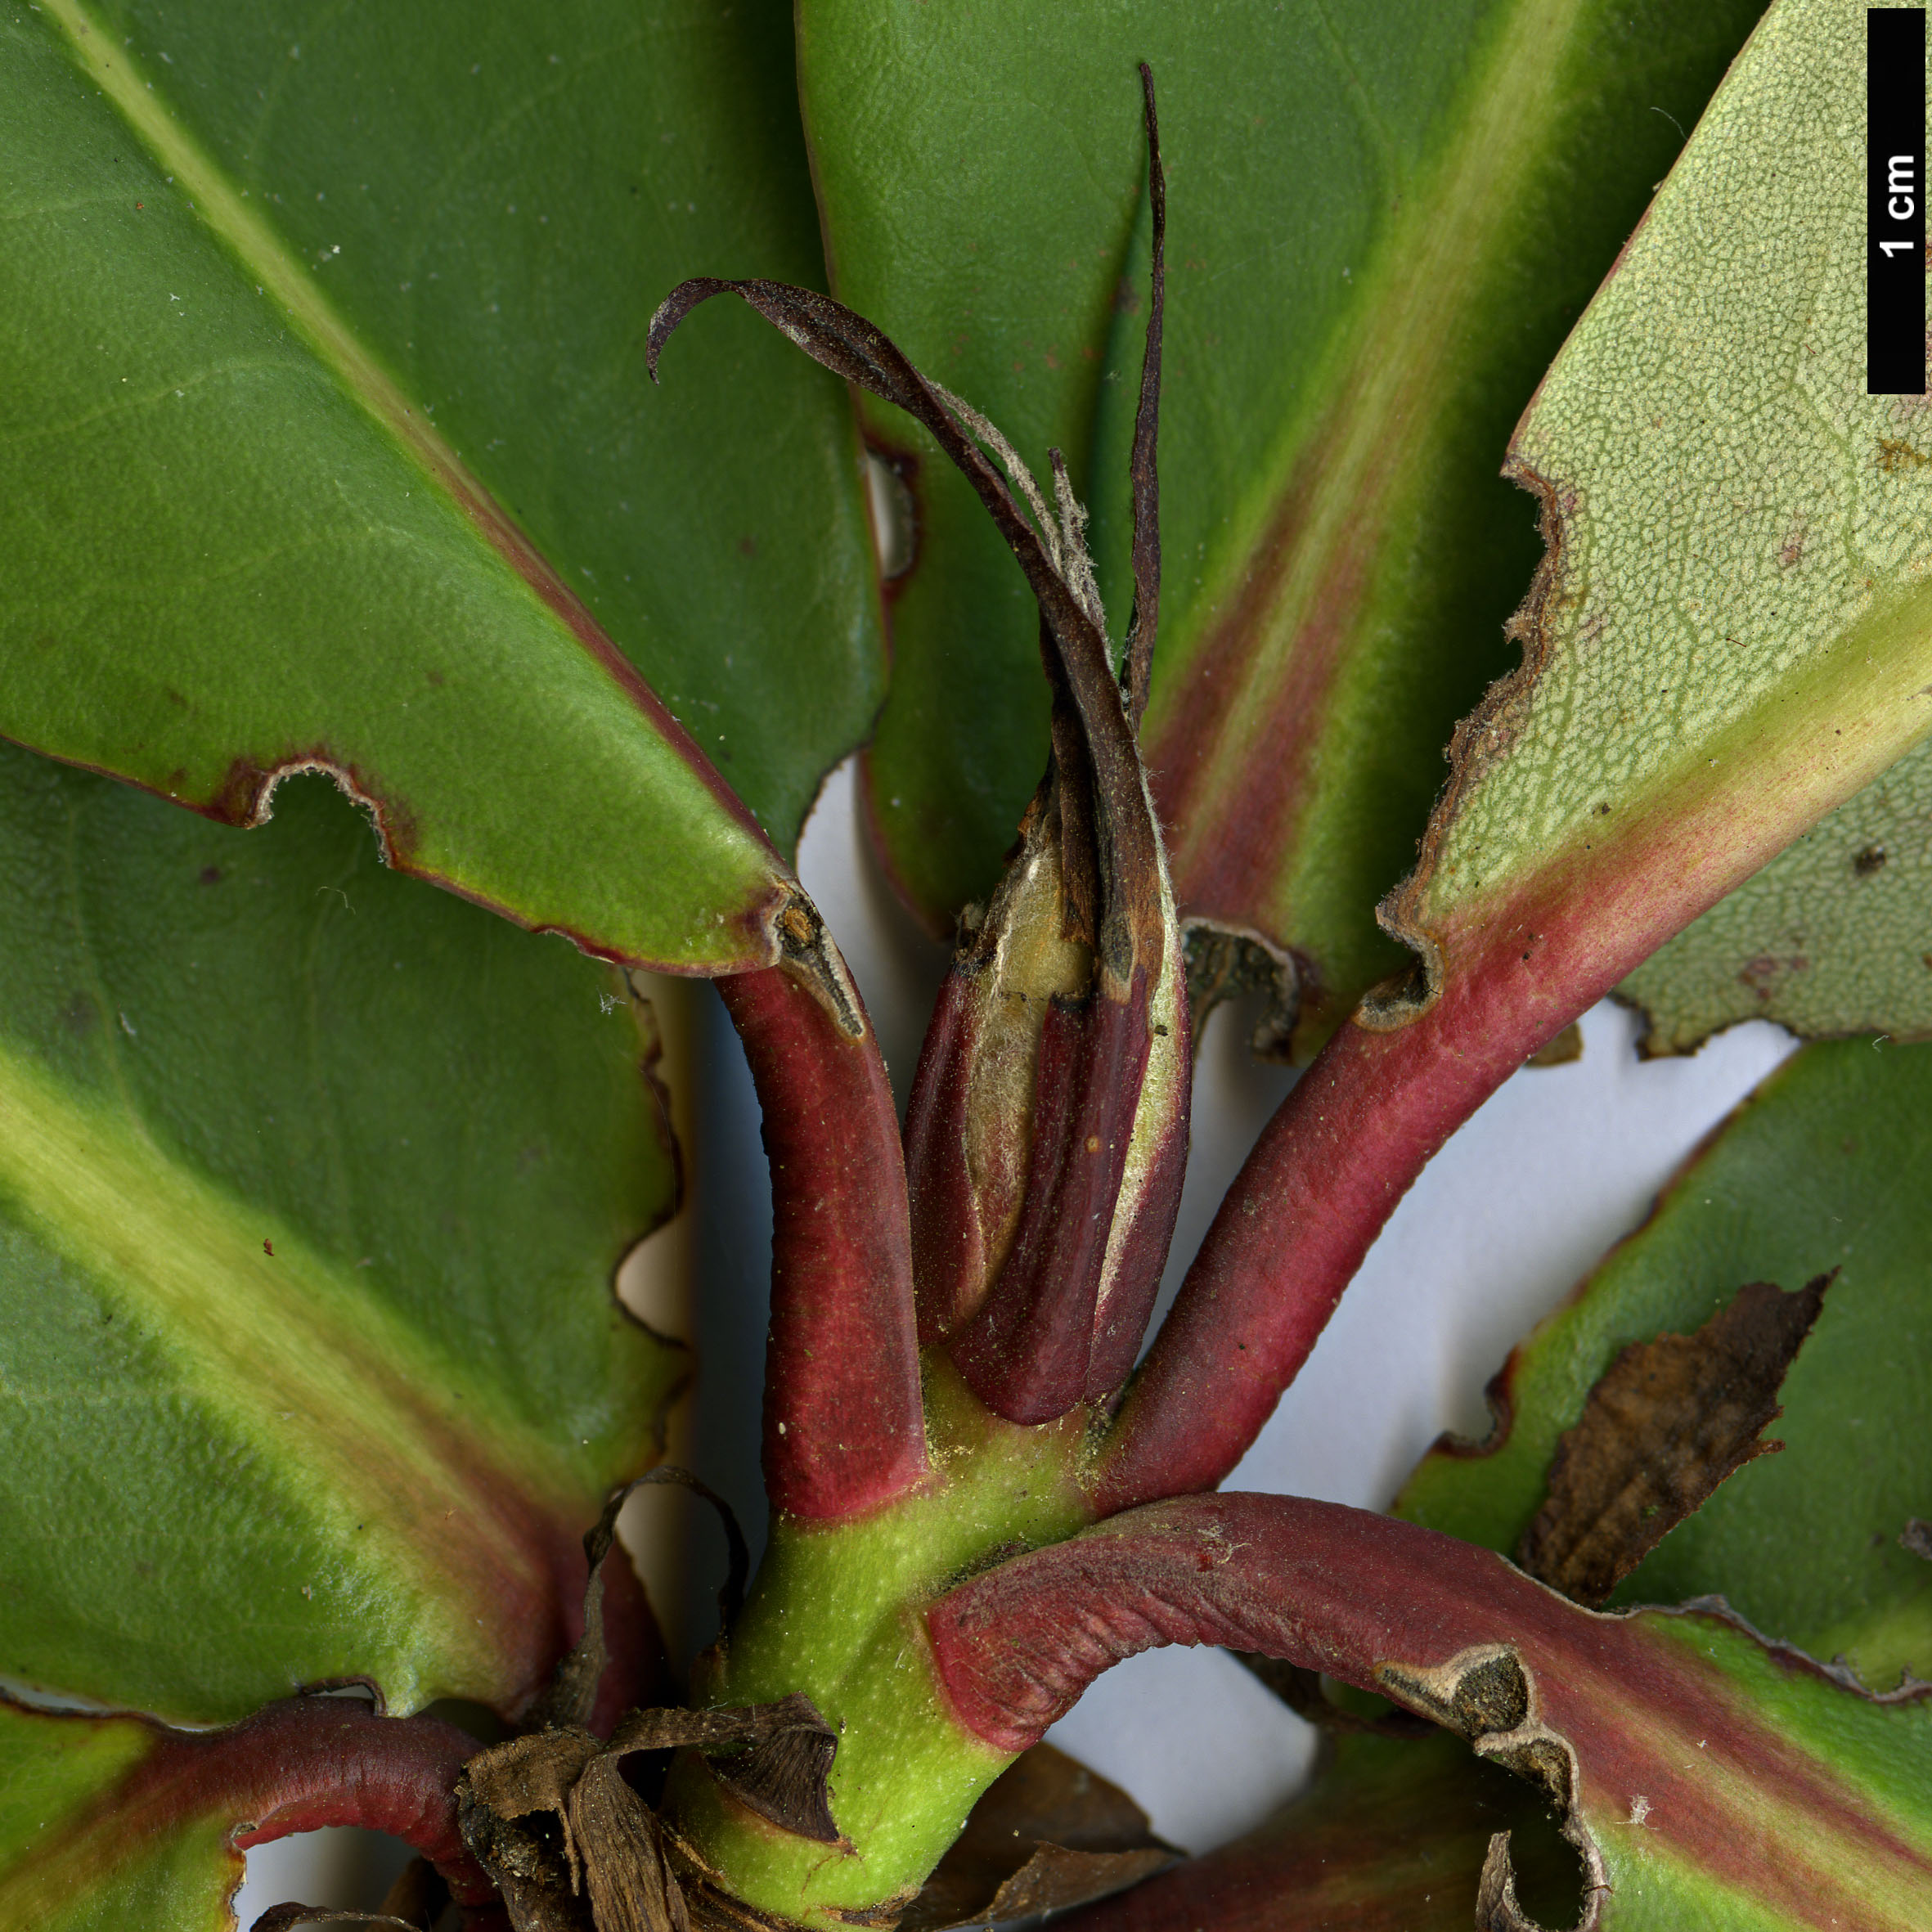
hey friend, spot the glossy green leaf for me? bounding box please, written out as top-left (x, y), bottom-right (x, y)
top-left (4, 0), bottom-right (884, 973)
top-left (1619, 735), bottom-right (1932, 1052)
top-left (0, 742), bottom-right (682, 1724)
top-left (797, 0), bottom-right (1759, 1044)
top-left (1376, 0), bottom-right (1932, 1038)
top-left (1398, 1036), bottom-right (1932, 1694)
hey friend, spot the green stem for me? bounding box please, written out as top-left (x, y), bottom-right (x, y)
top-left (665, 1358), bottom-right (1094, 1925)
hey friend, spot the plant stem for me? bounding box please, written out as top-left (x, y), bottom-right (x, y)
top-left (717, 961), bottom-right (927, 1521)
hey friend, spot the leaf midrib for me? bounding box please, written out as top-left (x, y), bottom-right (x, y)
top-left (40, 0), bottom-right (771, 856)
top-left (1146, 0), bottom-right (1591, 892)
top-left (0, 1034), bottom-right (583, 1611)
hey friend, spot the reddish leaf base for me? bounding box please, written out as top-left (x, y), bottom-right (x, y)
top-left (927, 1494), bottom-right (1932, 1927)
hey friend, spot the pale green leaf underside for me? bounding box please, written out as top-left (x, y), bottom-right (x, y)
top-left (0, 745), bottom-right (682, 1725)
top-left (1413, 0), bottom-right (1932, 933)
top-left (1620, 733), bottom-right (1932, 1050)
top-left (1586, 1614), bottom-right (1932, 1931)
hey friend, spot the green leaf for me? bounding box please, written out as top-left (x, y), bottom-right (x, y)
top-left (0, 743), bottom-right (683, 1724)
top-left (1376, 0), bottom-right (1932, 1037)
top-left (797, 0), bottom-right (1761, 1043)
top-left (1397, 1036), bottom-right (1932, 1694)
top-left (1619, 735), bottom-right (1932, 1051)
top-left (0, 1700), bottom-right (236, 1932)
top-left (3, 0), bottom-right (885, 973)
top-left (931, 1493), bottom-right (1932, 1932)
top-left (0, 1693), bottom-right (483, 1932)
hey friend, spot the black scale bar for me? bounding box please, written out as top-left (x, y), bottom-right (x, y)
top-left (1870, 7), bottom-right (1927, 395)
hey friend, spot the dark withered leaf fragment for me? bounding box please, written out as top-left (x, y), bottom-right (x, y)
top-left (1181, 920), bottom-right (1300, 1063)
top-left (379, 1858), bottom-right (453, 1932)
top-left (646, 243), bottom-right (1163, 999)
top-left (1121, 59), bottom-right (1166, 730)
top-left (458, 1728), bottom-right (604, 1932)
top-left (1475, 1831), bottom-right (1543, 1932)
top-left (460, 1696), bottom-right (840, 1932)
top-left (900, 1743), bottom-right (1177, 1931)
top-left (708, 1719), bottom-right (840, 1844)
top-left (529, 1471), bottom-right (749, 1737)
top-left (568, 1752), bottom-right (689, 1932)
top-left (1519, 1274), bottom-right (1832, 1605)
top-left (606, 1691), bottom-right (841, 1844)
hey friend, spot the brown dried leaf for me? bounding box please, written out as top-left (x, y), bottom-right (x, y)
top-left (568, 1753), bottom-right (689, 1932)
top-left (708, 1719), bottom-right (840, 1845)
top-left (1181, 921), bottom-right (1300, 1064)
top-left (379, 1858), bottom-right (454, 1932)
top-left (900, 1744), bottom-right (1177, 1931)
top-left (1519, 1274), bottom-right (1831, 1606)
top-left (458, 1696), bottom-right (839, 1932)
top-left (458, 1728), bottom-right (604, 1932)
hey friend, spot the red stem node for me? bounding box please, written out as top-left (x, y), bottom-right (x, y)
top-left (717, 961), bottom-right (927, 1521)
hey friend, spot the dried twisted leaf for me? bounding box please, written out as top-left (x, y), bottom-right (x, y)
top-left (459, 1695), bottom-right (838, 1932)
top-left (529, 1472), bottom-right (749, 1736)
top-left (900, 1744), bottom-right (1175, 1932)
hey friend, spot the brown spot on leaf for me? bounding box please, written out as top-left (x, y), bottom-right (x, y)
top-left (1518, 1275), bottom-right (1832, 1606)
top-left (899, 1744), bottom-right (1177, 1931)
top-left (1901, 1518), bottom-right (1932, 1561)
top-left (1737, 952), bottom-right (1807, 1002)
top-left (199, 864), bottom-right (223, 886)
top-left (1878, 437), bottom-right (1930, 474)
top-left (1854, 842), bottom-right (1888, 876)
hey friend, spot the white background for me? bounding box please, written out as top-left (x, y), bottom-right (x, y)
top-left (237, 756), bottom-right (1796, 1917)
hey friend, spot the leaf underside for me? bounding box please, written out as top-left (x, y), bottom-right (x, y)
top-left (1400, 1036), bottom-right (1932, 1694)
